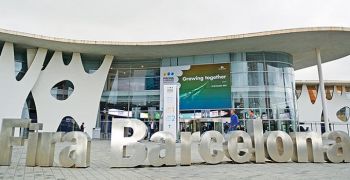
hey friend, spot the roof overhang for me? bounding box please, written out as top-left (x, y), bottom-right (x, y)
top-left (0, 27), bottom-right (350, 70)
top-left (296, 80), bottom-right (350, 86)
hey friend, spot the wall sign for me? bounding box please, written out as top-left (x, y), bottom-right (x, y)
top-left (178, 63), bottom-right (231, 109)
top-left (160, 63), bottom-right (231, 110)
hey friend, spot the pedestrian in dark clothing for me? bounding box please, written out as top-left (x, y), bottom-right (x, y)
top-left (80, 122), bottom-right (85, 132)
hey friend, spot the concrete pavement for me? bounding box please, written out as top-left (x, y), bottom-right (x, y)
top-left (0, 140), bottom-right (349, 180)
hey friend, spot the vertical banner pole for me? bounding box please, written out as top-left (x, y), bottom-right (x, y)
top-left (176, 85), bottom-right (180, 141)
top-left (163, 84), bottom-right (179, 139)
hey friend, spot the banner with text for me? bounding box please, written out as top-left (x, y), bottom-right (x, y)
top-left (179, 63), bottom-right (231, 109)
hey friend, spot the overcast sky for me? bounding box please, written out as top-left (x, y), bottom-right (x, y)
top-left (0, 0), bottom-right (349, 80)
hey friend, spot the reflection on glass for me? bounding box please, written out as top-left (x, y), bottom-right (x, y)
top-left (248, 72), bottom-right (265, 86)
top-left (100, 60), bottom-right (161, 134)
top-left (337, 106), bottom-right (350, 122)
top-left (247, 62), bottom-right (264, 71)
top-left (50, 80), bottom-right (74, 100)
top-left (336, 85), bottom-right (343, 94)
top-left (325, 86), bottom-right (334, 100)
top-left (231, 52), bottom-right (296, 131)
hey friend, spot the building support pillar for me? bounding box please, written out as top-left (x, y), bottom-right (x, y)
top-left (315, 48), bottom-right (330, 132)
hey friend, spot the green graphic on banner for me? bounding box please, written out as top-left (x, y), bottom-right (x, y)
top-left (179, 63), bottom-right (231, 109)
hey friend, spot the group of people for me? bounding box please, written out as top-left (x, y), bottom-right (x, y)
top-left (79, 110), bottom-right (257, 135)
top-left (224, 109), bottom-right (256, 133)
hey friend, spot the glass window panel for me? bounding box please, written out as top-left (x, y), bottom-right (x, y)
top-left (170, 58), bottom-right (178, 66)
top-left (81, 54), bottom-right (104, 73)
top-left (130, 77), bottom-right (146, 91)
top-left (131, 68), bottom-right (160, 77)
top-left (232, 97), bottom-right (269, 109)
top-left (117, 69), bottom-right (131, 78)
top-left (213, 53), bottom-right (230, 63)
top-left (131, 69), bottom-right (147, 77)
top-left (267, 72), bottom-right (294, 87)
top-left (145, 77), bottom-right (160, 90)
top-left (231, 62), bottom-right (248, 73)
top-left (283, 66), bottom-right (294, 74)
top-left (108, 75), bottom-right (118, 91)
top-left (266, 62), bottom-right (285, 73)
top-left (117, 78), bottom-right (130, 91)
top-left (247, 62), bottom-right (264, 71)
top-left (264, 52), bottom-right (293, 64)
top-left (178, 56), bottom-right (193, 65)
top-left (130, 60), bottom-right (160, 68)
top-left (267, 71), bottom-right (284, 86)
top-left (230, 52), bottom-right (244, 62)
top-left (246, 52), bottom-right (263, 61)
top-left (130, 95), bottom-right (160, 110)
top-left (232, 73), bottom-right (248, 87)
top-left (232, 89), bottom-right (267, 98)
top-left (112, 62), bottom-right (130, 68)
top-left (129, 77), bottom-right (160, 91)
top-left (162, 58), bottom-right (171, 67)
top-left (283, 73), bottom-right (294, 88)
top-left (248, 72), bottom-right (265, 86)
top-left (194, 55), bottom-right (213, 64)
top-left (15, 61), bottom-right (24, 79)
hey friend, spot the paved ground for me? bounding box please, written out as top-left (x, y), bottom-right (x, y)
top-left (0, 140), bottom-right (349, 180)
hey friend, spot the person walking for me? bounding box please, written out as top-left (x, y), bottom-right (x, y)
top-left (150, 120), bottom-right (155, 137)
top-left (224, 122), bottom-right (229, 133)
top-left (80, 122), bottom-right (85, 132)
top-left (230, 109), bottom-right (239, 131)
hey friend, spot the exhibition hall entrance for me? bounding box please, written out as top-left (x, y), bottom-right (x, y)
top-left (179, 109), bottom-right (230, 134)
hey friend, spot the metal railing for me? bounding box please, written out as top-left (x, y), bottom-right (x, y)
top-left (297, 121), bottom-right (350, 135)
top-left (97, 107), bottom-right (299, 139)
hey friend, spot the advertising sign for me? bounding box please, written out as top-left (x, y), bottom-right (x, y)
top-left (162, 85), bottom-right (179, 137)
top-left (178, 63), bottom-right (231, 109)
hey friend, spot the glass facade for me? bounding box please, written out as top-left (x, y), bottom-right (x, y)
top-left (99, 60), bottom-right (161, 138)
top-left (18, 49), bottom-right (297, 137)
top-left (230, 52), bottom-right (296, 132)
top-left (163, 52), bottom-right (296, 134)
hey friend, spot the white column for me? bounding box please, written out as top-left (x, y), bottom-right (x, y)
top-left (315, 48), bottom-right (330, 132)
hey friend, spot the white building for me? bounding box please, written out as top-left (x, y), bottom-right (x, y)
top-left (0, 27), bottom-right (350, 137)
top-left (296, 80), bottom-right (350, 134)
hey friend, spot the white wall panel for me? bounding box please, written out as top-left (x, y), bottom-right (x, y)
top-left (31, 52), bottom-right (113, 136)
top-left (0, 42), bottom-right (47, 130)
top-left (297, 84), bottom-right (350, 134)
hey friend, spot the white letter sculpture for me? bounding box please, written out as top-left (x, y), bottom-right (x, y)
top-left (59, 131), bottom-right (91, 167)
top-left (110, 118), bottom-right (148, 167)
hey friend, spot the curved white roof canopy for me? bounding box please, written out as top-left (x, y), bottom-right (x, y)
top-left (0, 27), bottom-right (350, 70)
